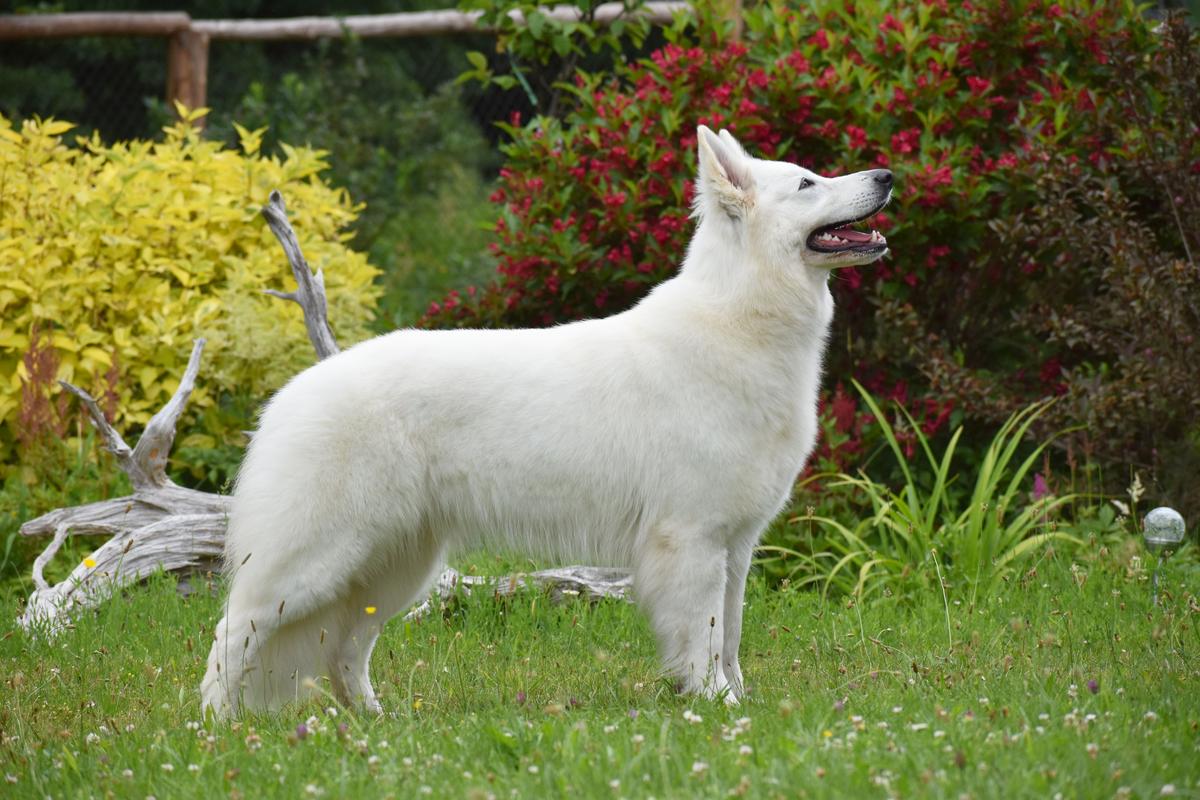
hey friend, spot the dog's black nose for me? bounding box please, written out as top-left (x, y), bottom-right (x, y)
top-left (872, 169), bottom-right (894, 187)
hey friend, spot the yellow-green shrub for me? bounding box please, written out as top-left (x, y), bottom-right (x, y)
top-left (0, 111), bottom-right (381, 475)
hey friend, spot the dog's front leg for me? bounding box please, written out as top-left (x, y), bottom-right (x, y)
top-left (722, 535), bottom-right (758, 700)
top-left (635, 529), bottom-right (734, 703)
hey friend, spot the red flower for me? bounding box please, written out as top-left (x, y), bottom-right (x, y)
top-left (602, 191), bottom-right (627, 208)
top-left (783, 50), bottom-right (811, 73)
top-left (809, 29), bottom-right (830, 49)
top-left (966, 76), bottom-right (991, 96)
top-left (830, 385), bottom-right (857, 433)
top-left (845, 125), bottom-right (868, 150)
top-left (891, 128), bottom-right (921, 155)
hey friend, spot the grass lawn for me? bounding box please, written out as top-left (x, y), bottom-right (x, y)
top-left (1, 543), bottom-right (1197, 799)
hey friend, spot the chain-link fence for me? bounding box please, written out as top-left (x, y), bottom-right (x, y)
top-left (0, 34), bottom-right (170, 141)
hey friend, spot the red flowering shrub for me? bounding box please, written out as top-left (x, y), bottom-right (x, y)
top-left (425, 0), bottom-right (1192, 501)
top-left (428, 0), bottom-right (1151, 321)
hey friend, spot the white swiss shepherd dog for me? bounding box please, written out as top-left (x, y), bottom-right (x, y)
top-left (201, 126), bottom-right (893, 717)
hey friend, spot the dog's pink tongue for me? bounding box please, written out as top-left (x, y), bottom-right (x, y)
top-left (832, 227), bottom-right (873, 243)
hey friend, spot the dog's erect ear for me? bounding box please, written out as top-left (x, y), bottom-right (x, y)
top-left (695, 125), bottom-right (754, 219)
top-left (717, 128), bottom-right (751, 160)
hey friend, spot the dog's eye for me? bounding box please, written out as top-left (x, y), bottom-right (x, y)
top-left (798, 178), bottom-right (814, 191)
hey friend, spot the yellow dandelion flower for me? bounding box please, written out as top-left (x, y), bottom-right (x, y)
top-left (822, 729), bottom-right (833, 738)
top-left (365, 606), bottom-right (377, 615)
top-left (83, 558), bottom-right (97, 569)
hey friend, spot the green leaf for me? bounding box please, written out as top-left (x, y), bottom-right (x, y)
top-left (527, 10), bottom-right (547, 40)
top-left (552, 32), bottom-right (572, 57)
top-left (466, 50), bottom-right (489, 71)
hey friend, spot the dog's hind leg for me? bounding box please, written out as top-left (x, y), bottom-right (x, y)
top-left (202, 584), bottom-right (339, 718)
top-left (635, 526), bottom-right (733, 703)
top-left (327, 535), bottom-right (446, 713)
top-left (202, 529), bottom-right (383, 718)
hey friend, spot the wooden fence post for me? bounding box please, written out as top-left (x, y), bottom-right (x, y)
top-left (166, 29), bottom-right (209, 127)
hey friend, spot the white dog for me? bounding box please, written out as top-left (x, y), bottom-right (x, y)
top-left (201, 126), bottom-right (892, 717)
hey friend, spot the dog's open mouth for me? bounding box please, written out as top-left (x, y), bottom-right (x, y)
top-left (807, 219), bottom-right (887, 254)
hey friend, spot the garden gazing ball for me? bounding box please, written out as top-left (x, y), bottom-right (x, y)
top-left (1142, 507), bottom-right (1185, 556)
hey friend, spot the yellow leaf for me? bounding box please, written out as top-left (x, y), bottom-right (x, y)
top-left (80, 346), bottom-right (113, 367)
top-left (51, 332), bottom-right (80, 352)
top-left (41, 120), bottom-right (75, 137)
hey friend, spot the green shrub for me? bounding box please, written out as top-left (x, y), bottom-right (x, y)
top-left (215, 37), bottom-right (499, 328)
top-left (459, 0), bottom-right (657, 116)
top-left (0, 112), bottom-right (381, 480)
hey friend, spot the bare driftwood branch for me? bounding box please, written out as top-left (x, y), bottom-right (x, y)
top-left (19, 339), bottom-right (231, 633)
top-left (19, 190), bottom-right (631, 636)
top-left (261, 190), bottom-right (339, 360)
top-left (403, 566), bottom-right (634, 622)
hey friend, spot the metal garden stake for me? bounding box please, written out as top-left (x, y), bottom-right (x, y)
top-left (1142, 507), bottom-right (1185, 606)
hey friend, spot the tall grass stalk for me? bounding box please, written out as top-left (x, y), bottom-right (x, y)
top-left (762, 382), bottom-right (1080, 601)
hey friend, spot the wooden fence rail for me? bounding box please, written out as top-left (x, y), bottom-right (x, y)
top-left (0, 3), bottom-right (692, 124)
